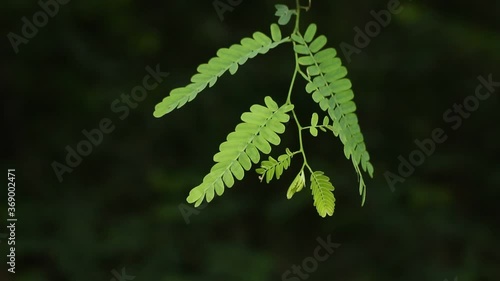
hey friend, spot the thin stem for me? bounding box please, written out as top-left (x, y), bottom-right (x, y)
top-left (285, 66), bottom-right (298, 105)
top-left (298, 69), bottom-right (309, 81)
top-left (286, 0), bottom-right (314, 174)
top-left (295, 0), bottom-right (301, 32)
top-left (283, 0), bottom-right (315, 175)
top-left (302, 125), bottom-right (329, 130)
top-left (293, 109), bottom-right (314, 173)
top-left (300, 0), bottom-right (312, 11)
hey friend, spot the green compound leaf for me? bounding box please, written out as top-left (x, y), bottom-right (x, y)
top-left (293, 23), bottom-right (374, 206)
top-left (309, 127), bottom-right (318, 137)
top-left (310, 113), bottom-right (319, 137)
top-left (309, 35), bottom-right (328, 53)
top-left (287, 170), bottom-right (306, 199)
top-left (186, 97), bottom-right (294, 207)
top-left (256, 148), bottom-right (294, 183)
top-left (322, 116), bottom-right (330, 126)
top-left (270, 23), bottom-right (282, 42)
top-left (310, 171), bottom-right (335, 218)
top-left (153, 25), bottom-right (289, 118)
top-left (303, 23), bottom-right (317, 43)
top-left (274, 4), bottom-right (297, 25)
top-left (311, 112), bottom-right (319, 126)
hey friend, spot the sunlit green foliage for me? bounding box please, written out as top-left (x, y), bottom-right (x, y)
top-left (154, 4), bottom-right (374, 217)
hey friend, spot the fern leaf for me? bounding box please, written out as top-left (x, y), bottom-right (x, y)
top-left (153, 25), bottom-right (289, 118)
top-left (256, 148), bottom-right (294, 183)
top-left (310, 171), bottom-right (335, 218)
top-left (293, 24), bottom-right (374, 205)
top-left (186, 97), bottom-right (294, 207)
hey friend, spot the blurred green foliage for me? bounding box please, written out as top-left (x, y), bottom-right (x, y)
top-left (3, 0), bottom-right (500, 281)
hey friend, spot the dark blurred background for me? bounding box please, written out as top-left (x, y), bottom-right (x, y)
top-left (2, 0), bottom-right (500, 280)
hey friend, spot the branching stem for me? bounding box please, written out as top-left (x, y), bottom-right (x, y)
top-left (284, 0), bottom-right (314, 175)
